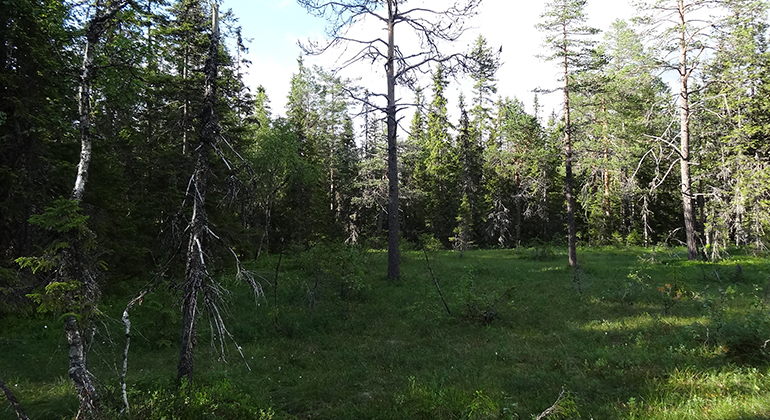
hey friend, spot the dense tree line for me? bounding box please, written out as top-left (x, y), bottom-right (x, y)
top-left (1, 0), bottom-right (770, 415)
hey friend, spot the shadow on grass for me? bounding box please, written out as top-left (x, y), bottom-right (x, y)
top-left (2, 246), bottom-right (770, 419)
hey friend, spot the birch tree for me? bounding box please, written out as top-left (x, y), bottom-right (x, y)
top-left (56, 0), bottom-right (134, 416)
top-left (14, 0), bottom-right (139, 416)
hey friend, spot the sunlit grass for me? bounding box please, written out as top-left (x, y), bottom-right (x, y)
top-left (1, 245), bottom-right (769, 419)
top-left (626, 366), bottom-right (770, 419)
top-left (580, 314), bottom-right (708, 333)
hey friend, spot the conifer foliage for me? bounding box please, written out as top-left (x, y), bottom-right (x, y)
top-left (2, 0), bottom-right (770, 414)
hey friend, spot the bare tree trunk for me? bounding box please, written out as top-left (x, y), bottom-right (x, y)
top-left (0, 377), bottom-right (29, 420)
top-left (563, 23), bottom-right (578, 269)
top-left (178, 5), bottom-right (218, 383)
top-left (386, 0), bottom-right (400, 280)
top-left (514, 174), bottom-right (522, 247)
top-left (256, 203), bottom-right (271, 261)
top-left (65, 316), bottom-right (102, 419)
top-left (601, 98), bottom-right (611, 219)
top-left (678, 0), bottom-right (699, 260)
top-left (643, 194), bottom-right (650, 246)
top-left (183, 49), bottom-right (189, 155)
top-left (120, 266), bottom-right (165, 415)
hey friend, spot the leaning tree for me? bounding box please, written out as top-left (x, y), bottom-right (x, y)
top-left (297, 0), bottom-right (482, 280)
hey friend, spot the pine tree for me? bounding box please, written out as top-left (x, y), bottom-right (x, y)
top-left (297, 0), bottom-right (483, 279)
top-left (537, 0), bottom-right (600, 268)
top-left (637, 0), bottom-right (728, 259)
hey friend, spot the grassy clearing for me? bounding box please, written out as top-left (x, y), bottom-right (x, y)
top-left (2, 245), bottom-right (770, 419)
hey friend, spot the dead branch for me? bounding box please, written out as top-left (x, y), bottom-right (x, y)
top-left (422, 249), bottom-right (451, 315)
top-left (273, 250), bottom-right (283, 327)
top-left (119, 248), bottom-right (178, 414)
top-left (536, 387), bottom-right (567, 420)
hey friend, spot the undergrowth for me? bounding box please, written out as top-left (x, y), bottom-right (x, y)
top-left (1, 246), bottom-right (770, 419)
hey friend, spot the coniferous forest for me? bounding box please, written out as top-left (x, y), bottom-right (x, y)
top-left (3, 0), bottom-right (770, 419)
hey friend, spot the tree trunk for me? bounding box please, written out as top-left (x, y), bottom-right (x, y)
top-left (178, 5), bottom-right (218, 383)
top-left (678, 0), bottom-right (699, 260)
top-left (386, 0), bottom-right (400, 280)
top-left (256, 203), bottom-right (271, 261)
top-left (182, 48), bottom-right (189, 155)
top-left (65, 316), bottom-right (102, 419)
top-left (71, 13), bottom-right (99, 202)
top-left (0, 377), bottom-right (29, 420)
top-left (514, 174), bottom-right (522, 247)
top-left (63, 3), bottom-right (126, 414)
top-left (563, 23), bottom-right (578, 269)
top-left (601, 98), bottom-right (611, 219)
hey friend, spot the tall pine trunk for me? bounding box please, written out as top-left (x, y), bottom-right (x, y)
top-left (386, 0), bottom-right (400, 280)
top-left (678, 0), bottom-right (699, 260)
top-left (563, 23), bottom-right (578, 269)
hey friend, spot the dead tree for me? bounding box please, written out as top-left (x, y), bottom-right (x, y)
top-left (637, 0), bottom-right (725, 260)
top-left (297, 0), bottom-right (482, 280)
top-left (176, 5), bottom-right (263, 383)
top-left (177, 4), bottom-right (219, 384)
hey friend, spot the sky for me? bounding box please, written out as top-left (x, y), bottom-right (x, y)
top-left (224, 0), bottom-right (638, 120)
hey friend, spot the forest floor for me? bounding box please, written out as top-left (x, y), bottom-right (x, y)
top-left (2, 245), bottom-right (770, 419)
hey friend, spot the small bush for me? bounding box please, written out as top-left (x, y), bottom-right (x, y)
top-left (126, 379), bottom-right (277, 420)
top-left (460, 264), bottom-right (505, 325)
top-left (615, 269), bottom-right (652, 305)
top-left (298, 243), bottom-right (370, 303)
top-left (528, 240), bottom-right (556, 261)
top-left (720, 313), bottom-right (770, 365)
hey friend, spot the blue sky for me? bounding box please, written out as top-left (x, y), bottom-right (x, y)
top-left (224, 0), bottom-right (637, 119)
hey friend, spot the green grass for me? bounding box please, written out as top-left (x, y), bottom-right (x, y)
top-left (2, 245), bottom-right (770, 419)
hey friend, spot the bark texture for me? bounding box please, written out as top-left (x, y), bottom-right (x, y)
top-left (678, 0), bottom-right (699, 260)
top-left (65, 315), bottom-right (102, 419)
top-left (0, 377), bottom-right (29, 420)
top-left (562, 18), bottom-right (578, 269)
top-left (65, 1), bottom-right (132, 414)
top-left (386, 0), bottom-right (400, 280)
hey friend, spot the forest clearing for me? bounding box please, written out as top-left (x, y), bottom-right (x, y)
top-left (3, 0), bottom-right (770, 418)
top-left (3, 246), bottom-right (770, 419)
